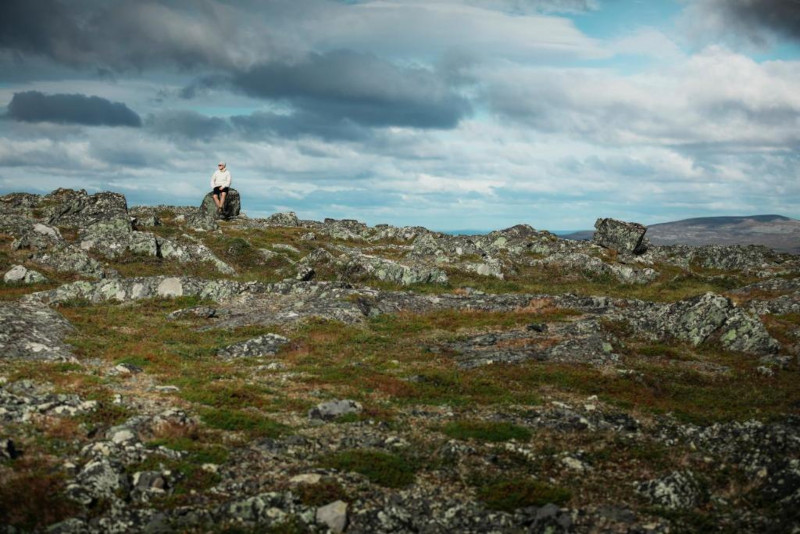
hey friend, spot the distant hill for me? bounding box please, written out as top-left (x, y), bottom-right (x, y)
top-left (562, 215), bottom-right (800, 254)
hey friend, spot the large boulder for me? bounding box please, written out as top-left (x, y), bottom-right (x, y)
top-left (201, 188), bottom-right (241, 219)
top-left (593, 218), bottom-right (648, 254)
top-left (43, 189), bottom-right (130, 231)
top-left (0, 301), bottom-right (76, 361)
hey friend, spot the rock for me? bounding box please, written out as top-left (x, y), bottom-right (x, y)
top-left (157, 277), bottom-right (184, 298)
top-left (636, 470), bottom-right (706, 510)
top-left (316, 500), bottom-right (347, 533)
top-left (158, 236), bottom-right (235, 274)
top-left (4, 265), bottom-right (48, 284)
top-left (593, 218), bottom-right (648, 254)
top-left (74, 457), bottom-right (128, 502)
top-left (266, 212), bottom-right (300, 226)
top-left (24, 276), bottom-right (265, 306)
top-left (0, 301), bottom-right (76, 361)
top-left (32, 190), bottom-right (130, 241)
top-left (296, 265), bottom-right (315, 281)
top-left (201, 188), bottom-right (241, 219)
top-left (622, 292), bottom-right (780, 355)
top-left (338, 252), bottom-right (448, 286)
top-left (290, 473), bottom-right (323, 485)
top-left (183, 209), bottom-right (219, 231)
top-left (31, 244), bottom-right (107, 279)
top-left (0, 438), bottom-right (19, 460)
top-left (309, 399), bottom-right (363, 421)
top-left (217, 334), bottom-right (290, 360)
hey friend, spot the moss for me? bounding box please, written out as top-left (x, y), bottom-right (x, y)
top-left (200, 408), bottom-right (288, 438)
top-left (476, 478), bottom-right (571, 512)
top-left (319, 450), bottom-right (417, 488)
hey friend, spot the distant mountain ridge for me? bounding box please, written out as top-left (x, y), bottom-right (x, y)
top-left (563, 215), bottom-right (800, 254)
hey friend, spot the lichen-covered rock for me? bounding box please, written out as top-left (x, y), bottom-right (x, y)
top-left (159, 236), bottom-right (235, 274)
top-left (0, 301), bottom-right (76, 361)
top-left (309, 399), bottom-right (363, 421)
top-left (31, 244), bottom-right (107, 279)
top-left (182, 209), bottom-right (219, 231)
top-left (42, 189), bottom-right (130, 230)
top-left (0, 218), bottom-right (66, 251)
top-left (619, 293), bottom-right (779, 355)
top-left (265, 211), bottom-right (300, 226)
top-left (3, 265), bottom-right (48, 284)
top-left (217, 334), bottom-right (290, 360)
top-left (201, 188), bottom-right (241, 219)
top-left (337, 252), bottom-right (448, 286)
top-left (531, 252), bottom-right (659, 284)
top-left (593, 218), bottom-right (648, 254)
top-left (0, 192), bottom-right (40, 216)
top-left (23, 276), bottom-right (265, 305)
top-left (635, 471), bottom-right (706, 510)
top-left (449, 318), bottom-right (619, 369)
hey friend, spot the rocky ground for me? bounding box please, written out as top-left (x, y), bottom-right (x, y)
top-left (1, 188), bottom-right (798, 533)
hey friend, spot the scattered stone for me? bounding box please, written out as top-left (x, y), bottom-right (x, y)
top-left (3, 265), bottom-right (48, 284)
top-left (0, 438), bottom-right (19, 460)
top-left (266, 212), bottom-right (300, 226)
top-left (290, 473), bottom-right (323, 485)
top-left (316, 500), bottom-right (348, 533)
top-left (636, 471), bottom-right (706, 510)
top-left (308, 399), bottom-right (363, 421)
top-left (217, 334), bottom-right (290, 360)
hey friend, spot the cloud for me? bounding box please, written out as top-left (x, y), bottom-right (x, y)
top-left (463, 0), bottom-right (598, 14)
top-left (683, 0), bottom-right (800, 47)
top-left (231, 50), bottom-right (472, 129)
top-left (483, 47), bottom-right (800, 148)
top-left (0, 0), bottom-right (289, 71)
top-left (146, 110), bottom-right (231, 140)
top-left (7, 91), bottom-right (142, 127)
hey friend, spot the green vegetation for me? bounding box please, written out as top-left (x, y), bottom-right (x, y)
top-left (200, 408), bottom-right (288, 438)
top-left (0, 458), bottom-right (80, 530)
top-left (476, 478), bottom-right (571, 512)
top-left (319, 450), bottom-right (417, 488)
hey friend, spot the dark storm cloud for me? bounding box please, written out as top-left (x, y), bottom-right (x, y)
top-left (717, 0), bottom-right (800, 40)
top-left (231, 51), bottom-right (471, 129)
top-left (146, 110), bottom-right (231, 140)
top-left (0, 0), bottom-right (281, 71)
top-left (0, 0), bottom-right (88, 60)
top-left (7, 91), bottom-right (142, 127)
top-left (230, 111), bottom-right (370, 142)
top-left (692, 0), bottom-right (800, 44)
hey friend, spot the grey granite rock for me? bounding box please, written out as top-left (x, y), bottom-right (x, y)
top-left (201, 188), bottom-right (241, 219)
top-left (0, 301), bottom-right (76, 361)
top-left (4, 265), bottom-right (48, 284)
top-left (217, 334), bottom-right (290, 360)
top-left (636, 470), bottom-right (706, 510)
top-left (593, 218), bottom-right (648, 254)
top-left (309, 399), bottom-right (363, 421)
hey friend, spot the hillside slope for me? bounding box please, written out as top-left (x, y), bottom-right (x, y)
top-left (1, 189), bottom-right (798, 533)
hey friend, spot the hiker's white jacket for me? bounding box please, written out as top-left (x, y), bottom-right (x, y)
top-left (211, 169), bottom-right (231, 189)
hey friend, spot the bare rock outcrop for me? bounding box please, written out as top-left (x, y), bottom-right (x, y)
top-left (0, 301), bottom-right (76, 361)
top-left (593, 218), bottom-right (648, 254)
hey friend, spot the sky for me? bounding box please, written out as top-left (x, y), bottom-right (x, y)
top-left (0, 0), bottom-right (798, 232)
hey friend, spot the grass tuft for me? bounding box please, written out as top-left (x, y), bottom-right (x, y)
top-left (319, 450), bottom-right (417, 488)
